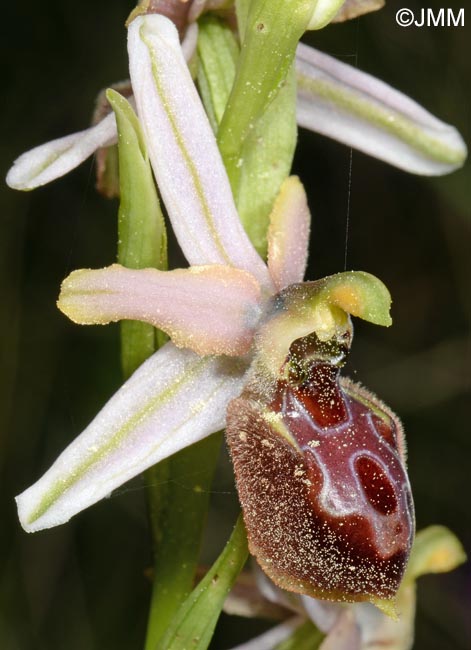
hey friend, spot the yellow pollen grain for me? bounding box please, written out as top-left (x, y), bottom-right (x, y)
top-left (263, 411), bottom-right (283, 425)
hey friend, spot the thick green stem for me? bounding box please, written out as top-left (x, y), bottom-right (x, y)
top-left (218, 0), bottom-right (314, 193)
top-left (144, 434), bottom-right (222, 649)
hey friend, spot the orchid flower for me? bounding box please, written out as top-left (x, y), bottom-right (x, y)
top-left (5, 6), bottom-right (467, 192)
top-left (16, 16), bottom-right (416, 615)
top-left (223, 526), bottom-right (466, 650)
top-left (13, 14), bottom-right (364, 526)
top-left (7, 3), bottom-right (466, 648)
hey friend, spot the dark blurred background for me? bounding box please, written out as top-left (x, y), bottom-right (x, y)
top-left (0, 0), bottom-right (469, 648)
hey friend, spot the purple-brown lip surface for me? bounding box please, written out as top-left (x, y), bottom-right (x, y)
top-left (227, 334), bottom-right (415, 604)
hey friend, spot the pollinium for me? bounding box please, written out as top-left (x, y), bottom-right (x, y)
top-left (227, 288), bottom-right (415, 607)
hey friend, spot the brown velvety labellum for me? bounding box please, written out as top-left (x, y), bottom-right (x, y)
top-left (226, 335), bottom-right (415, 604)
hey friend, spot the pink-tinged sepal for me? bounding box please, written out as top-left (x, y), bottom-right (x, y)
top-left (227, 275), bottom-right (414, 607)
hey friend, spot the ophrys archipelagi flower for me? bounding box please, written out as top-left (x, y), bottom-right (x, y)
top-left (15, 15), bottom-right (414, 612)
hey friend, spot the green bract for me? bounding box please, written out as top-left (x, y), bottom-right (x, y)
top-left (218, 0), bottom-right (315, 191)
top-left (197, 12), bottom-right (297, 257)
top-left (157, 516), bottom-right (249, 650)
top-left (107, 89), bottom-right (167, 375)
top-left (197, 16), bottom-right (239, 131)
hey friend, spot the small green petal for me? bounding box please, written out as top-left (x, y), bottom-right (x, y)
top-left (405, 525), bottom-right (467, 584)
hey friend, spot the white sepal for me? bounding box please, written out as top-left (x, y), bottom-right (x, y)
top-left (16, 342), bottom-right (248, 532)
top-left (296, 43), bottom-right (467, 175)
top-left (6, 112), bottom-right (117, 191)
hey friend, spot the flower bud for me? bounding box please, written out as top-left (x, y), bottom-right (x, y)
top-left (227, 301), bottom-right (414, 607)
top-left (127, 0), bottom-right (193, 36)
top-left (307, 0), bottom-right (346, 29)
